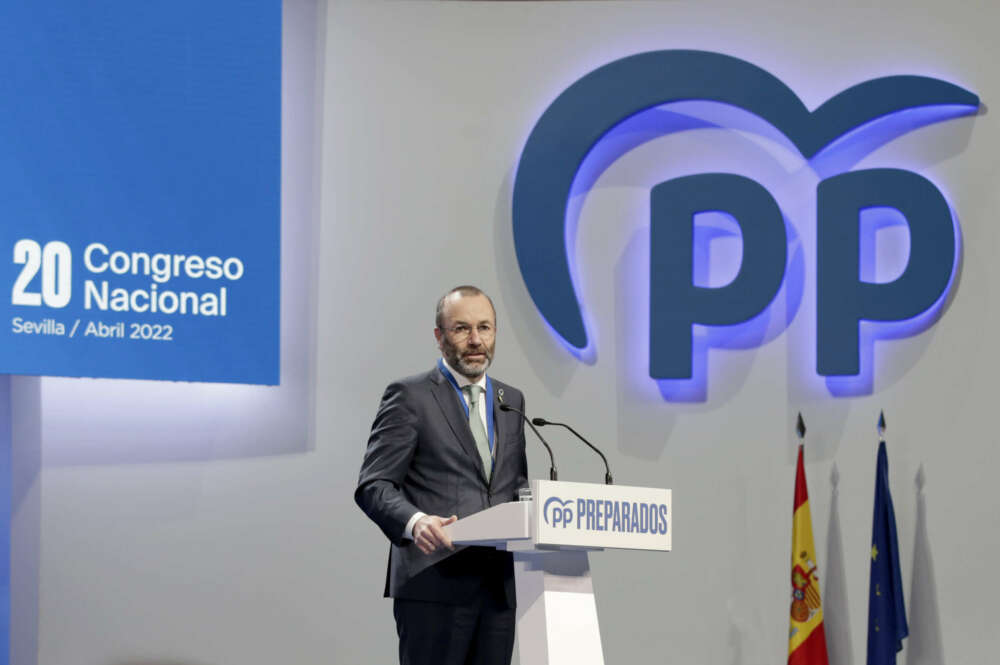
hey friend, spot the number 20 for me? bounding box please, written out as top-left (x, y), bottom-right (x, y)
top-left (12, 239), bottom-right (72, 308)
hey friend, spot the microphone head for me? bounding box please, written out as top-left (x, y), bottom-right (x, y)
top-left (499, 404), bottom-right (513, 412)
top-left (531, 417), bottom-right (549, 426)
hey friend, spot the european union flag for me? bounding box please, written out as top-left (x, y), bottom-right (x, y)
top-left (867, 440), bottom-right (908, 665)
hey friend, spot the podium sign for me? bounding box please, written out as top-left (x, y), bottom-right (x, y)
top-left (533, 479), bottom-right (671, 551)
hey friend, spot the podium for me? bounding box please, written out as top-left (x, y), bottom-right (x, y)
top-left (445, 479), bottom-right (671, 665)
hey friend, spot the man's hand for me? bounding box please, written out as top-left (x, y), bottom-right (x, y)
top-left (412, 514), bottom-right (458, 555)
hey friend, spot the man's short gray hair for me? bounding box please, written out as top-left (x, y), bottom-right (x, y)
top-left (435, 285), bottom-right (496, 329)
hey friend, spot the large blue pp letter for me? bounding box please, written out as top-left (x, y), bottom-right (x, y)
top-left (650, 174), bottom-right (787, 379)
top-left (817, 169), bottom-right (955, 376)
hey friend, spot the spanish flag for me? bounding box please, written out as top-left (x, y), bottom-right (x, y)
top-left (788, 445), bottom-right (830, 665)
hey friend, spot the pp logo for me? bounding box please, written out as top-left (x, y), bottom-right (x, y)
top-left (512, 50), bottom-right (979, 384)
top-left (543, 496), bottom-right (574, 528)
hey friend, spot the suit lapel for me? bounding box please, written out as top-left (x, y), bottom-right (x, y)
top-left (429, 367), bottom-right (488, 483)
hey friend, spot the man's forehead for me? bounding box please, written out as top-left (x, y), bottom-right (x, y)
top-left (441, 293), bottom-right (495, 322)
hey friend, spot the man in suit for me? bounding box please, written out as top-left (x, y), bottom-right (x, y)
top-left (356, 285), bottom-right (529, 665)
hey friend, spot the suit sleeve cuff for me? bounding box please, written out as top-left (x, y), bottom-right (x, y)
top-left (403, 511), bottom-right (427, 540)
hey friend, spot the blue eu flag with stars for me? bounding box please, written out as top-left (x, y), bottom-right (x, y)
top-left (867, 440), bottom-right (908, 665)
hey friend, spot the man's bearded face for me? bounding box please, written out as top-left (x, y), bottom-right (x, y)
top-left (435, 293), bottom-right (496, 380)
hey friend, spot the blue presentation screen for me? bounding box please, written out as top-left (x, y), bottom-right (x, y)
top-left (0, 1), bottom-right (281, 384)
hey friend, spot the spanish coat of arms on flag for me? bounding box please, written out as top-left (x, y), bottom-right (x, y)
top-left (789, 444), bottom-right (830, 665)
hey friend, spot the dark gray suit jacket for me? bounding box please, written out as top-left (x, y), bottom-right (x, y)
top-left (355, 365), bottom-right (529, 606)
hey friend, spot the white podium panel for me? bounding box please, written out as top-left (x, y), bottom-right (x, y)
top-left (512, 547), bottom-right (604, 665)
top-left (445, 499), bottom-right (531, 545)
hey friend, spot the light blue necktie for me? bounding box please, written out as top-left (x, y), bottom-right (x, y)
top-left (465, 385), bottom-right (492, 482)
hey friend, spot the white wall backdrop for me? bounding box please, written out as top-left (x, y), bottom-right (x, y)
top-left (14, 1), bottom-right (1000, 663)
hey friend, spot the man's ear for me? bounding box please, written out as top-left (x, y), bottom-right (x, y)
top-left (433, 327), bottom-right (443, 348)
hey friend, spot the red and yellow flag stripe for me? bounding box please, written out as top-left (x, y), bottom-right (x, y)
top-left (788, 444), bottom-right (830, 665)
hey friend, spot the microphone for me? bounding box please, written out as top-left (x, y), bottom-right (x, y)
top-left (531, 417), bottom-right (613, 484)
top-left (499, 403), bottom-right (558, 481)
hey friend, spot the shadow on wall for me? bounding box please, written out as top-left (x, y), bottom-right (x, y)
top-left (823, 463), bottom-right (853, 665)
top-left (906, 465), bottom-right (944, 665)
top-left (613, 230), bottom-right (679, 457)
top-left (11, 376), bottom-right (40, 665)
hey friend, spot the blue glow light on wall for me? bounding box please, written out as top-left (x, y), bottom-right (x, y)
top-left (825, 200), bottom-right (962, 397)
top-left (657, 215), bottom-right (806, 402)
top-left (816, 169), bottom-right (957, 378)
top-left (556, 106), bottom-right (720, 364)
top-left (511, 50), bottom-right (979, 398)
top-left (558, 100), bottom-right (811, 400)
